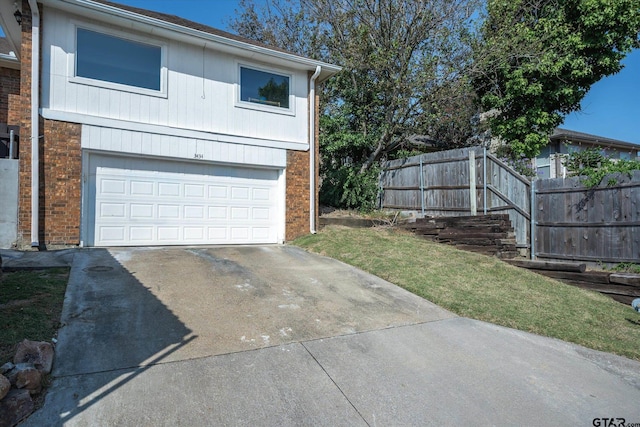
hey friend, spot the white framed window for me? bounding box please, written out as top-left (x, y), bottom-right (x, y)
top-left (70, 25), bottom-right (167, 97)
top-left (236, 63), bottom-right (294, 115)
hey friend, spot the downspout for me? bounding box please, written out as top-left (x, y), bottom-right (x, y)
top-left (309, 66), bottom-right (321, 234)
top-left (29, 0), bottom-right (40, 248)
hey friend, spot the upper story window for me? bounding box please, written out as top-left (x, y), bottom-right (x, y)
top-left (75, 28), bottom-right (163, 93)
top-left (239, 66), bottom-right (291, 112)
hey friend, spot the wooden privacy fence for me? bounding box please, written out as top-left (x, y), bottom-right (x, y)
top-left (380, 148), bottom-right (640, 264)
top-left (379, 147), bottom-right (531, 249)
top-left (533, 170), bottom-right (640, 263)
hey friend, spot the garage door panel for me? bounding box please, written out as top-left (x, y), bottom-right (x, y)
top-left (208, 228), bottom-right (227, 240)
top-left (184, 206), bottom-right (205, 219)
top-left (252, 207), bottom-right (270, 220)
top-left (130, 227), bottom-right (153, 242)
top-left (131, 181), bottom-right (154, 196)
top-left (159, 182), bottom-right (180, 197)
top-left (131, 204), bottom-right (153, 218)
top-left (185, 184), bottom-right (205, 198)
top-left (92, 155), bottom-right (281, 246)
top-left (102, 179), bottom-right (126, 194)
top-left (209, 207), bottom-right (227, 219)
top-left (100, 203), bottom-right (125, 218)
top-left (158, 227), bottom-right (179, 241)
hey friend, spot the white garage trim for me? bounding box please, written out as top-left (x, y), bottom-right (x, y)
top-left (82, 153), bottom-right (284, 246)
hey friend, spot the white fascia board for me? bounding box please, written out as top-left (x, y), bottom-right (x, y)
top-left (43, 0), bottom-right (341, 82)
top-left (0, 54), bottom-right (20, 69)
top-left (40, 108), bottom-right (310, 151)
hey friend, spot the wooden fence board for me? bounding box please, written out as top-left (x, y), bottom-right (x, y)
top-left (533, 172), bottom-right (640, 263)
top-left (380, 150), bottom-right (638, 263)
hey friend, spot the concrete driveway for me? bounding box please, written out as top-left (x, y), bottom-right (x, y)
top-left (24, 246), bottom-right (640, 426)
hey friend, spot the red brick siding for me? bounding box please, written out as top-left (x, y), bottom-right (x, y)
top-left (16, 1), bottom-right (82, 247)
top-left (285, 150), bottom-right (311, 240)
top-left (284, 74), bottom-right (320, 241)
top-left (0, 67), bottom-right (20, 125)
top-left (17, 0), bottom-right (35, 245)
top-left (40, 119), bottom-right (82, 245)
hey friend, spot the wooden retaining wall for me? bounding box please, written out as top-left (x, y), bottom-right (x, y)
top-left (405, 214), bottom-right (519, 259)
top-left (506, 259), bottom-right (640, 305)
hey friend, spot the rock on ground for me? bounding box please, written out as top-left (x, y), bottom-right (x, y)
top-left (0, 375), bottom-right (10, 400)
top-left (0, 389), bottom-right (34, 427)
top-left (13, 340), bottom-right (54, 375)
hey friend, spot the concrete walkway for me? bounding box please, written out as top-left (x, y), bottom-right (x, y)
top-left (18, 246), bottom-right (640, 426)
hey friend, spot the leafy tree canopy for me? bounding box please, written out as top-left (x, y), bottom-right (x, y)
top-left (231, 0), bottom-right (480, 208)
top-left (474, 0), bottom-right (640, 158)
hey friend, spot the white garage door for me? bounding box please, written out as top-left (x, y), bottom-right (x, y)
top-left (88, 155), bottom-right (282, 246)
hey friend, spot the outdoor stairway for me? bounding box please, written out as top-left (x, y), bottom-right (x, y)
top-left (404, 214), bottom-right (519, 259)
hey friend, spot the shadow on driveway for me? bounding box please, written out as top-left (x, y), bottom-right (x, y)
top-left (26, 248), bottom-right (194, 425)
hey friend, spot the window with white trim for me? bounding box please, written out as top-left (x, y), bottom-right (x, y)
top-left (75, 28), bottom-right (163, 92)
top-left (239, 66), bottom-right (291, 110)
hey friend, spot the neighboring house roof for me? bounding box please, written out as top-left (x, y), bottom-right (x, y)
top-left (551, 128), bottom-right (639, 151)
top-left (41, 0), bottom-right (340, 82)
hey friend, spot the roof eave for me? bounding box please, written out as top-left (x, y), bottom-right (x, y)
top-left (0, 54), bottom-right (20, 70)
top-left (551, 128), bottom-right (639, 151)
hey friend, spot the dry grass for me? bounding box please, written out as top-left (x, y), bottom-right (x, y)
top-left (294, 226), bottom-right (640, 361)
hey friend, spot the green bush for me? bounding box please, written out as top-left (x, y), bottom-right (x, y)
top-left (320, 165), bottom-right (380, 211)
top-left (565, 148), bottom-right (640, 187)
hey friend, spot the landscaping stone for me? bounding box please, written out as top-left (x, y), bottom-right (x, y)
top-left (13, 340), bottom-right (54, 374)
top-left (0, 375), bottom-right (10, 400)
top-left (0, 363), bottom-right (14, 375)
top-left (5, 364), bottom-right (39, 388)
top-left (0, 389), bottom-right (34, 427)
top-left (0, 340), bottom-right (55, 425)
top-left (13, 365), bottom-right (41, 395)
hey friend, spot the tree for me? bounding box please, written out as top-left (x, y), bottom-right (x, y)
top-left (473, 0), bottom-right (640, 159)
top-left (231, 0), bottom-right (480, 208)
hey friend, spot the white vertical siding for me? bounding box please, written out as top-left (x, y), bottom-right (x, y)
top-left (42, 8), bottom-right (310, 148)
top-left (81, 125), bottom-right (287, 168)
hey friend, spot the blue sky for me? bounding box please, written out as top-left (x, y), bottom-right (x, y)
top-left (562, 49), bottom-right (640, 144)
top-left (4, 0), bottom-right (638, 145)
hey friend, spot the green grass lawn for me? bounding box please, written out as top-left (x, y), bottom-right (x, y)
top-left (0, 268), bottom-right (70, 364)
top-left (293, 226), bottom-right (640, 361)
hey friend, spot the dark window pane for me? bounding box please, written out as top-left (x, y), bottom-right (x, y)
top-left (240, 67), bottom-right (289, 109)
top-left (76, 28), bottom-right (161, 91)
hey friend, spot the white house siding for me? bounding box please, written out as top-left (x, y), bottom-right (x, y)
top-left (41, 7), bottom-right (310, 148)
top-left (81, 125), bottom-right (287, 168)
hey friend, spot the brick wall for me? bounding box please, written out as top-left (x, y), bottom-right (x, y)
top-left (40, 119), bottom-right (82, 245)
top-left (16, 0), bottom-right (83, 247)
top-left (17, 0), bottom-right (35, 246)
top-left (0, 67), bottom-right (20, 125)
top-left (284, 74), bottom-right (321, 241)
top-left (285, 149), bottom-right (311, 240)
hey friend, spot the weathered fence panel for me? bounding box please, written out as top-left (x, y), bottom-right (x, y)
top-left (380, 147), bottom-right (531, 249)
top-left (534, 170), bottom-right (640, 263)
top-left (380, 149), bottom-right (639, 264)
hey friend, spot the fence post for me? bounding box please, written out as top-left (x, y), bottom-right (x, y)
top-left (420, 156), bottom-right (425, 216)
top-left (483, 147), bottom-right (487, 215)
top-left (469, 150), bottom-right (477, 216)
top-left (530, 178), bottom-right (536, 260)
top-left (377, 164), bottom-right (384, 209)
